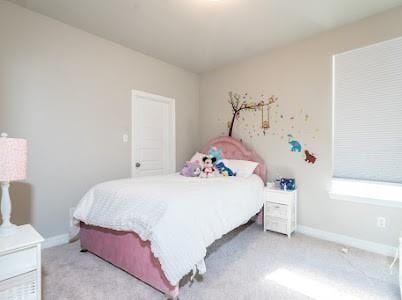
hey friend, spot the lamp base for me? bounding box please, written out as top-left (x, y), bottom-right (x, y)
top-left (0, 223), bottom-right (17, 236)
top-left (1, 181), bottom-right (17, 236)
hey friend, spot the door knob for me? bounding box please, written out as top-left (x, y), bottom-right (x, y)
top-left (135, 162), bottom-right (141, 168)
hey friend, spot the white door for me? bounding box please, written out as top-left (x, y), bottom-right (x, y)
top-left (132, 90), bottom-right (175, 177)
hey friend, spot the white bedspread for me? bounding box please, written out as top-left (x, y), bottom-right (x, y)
top-left (74, 173), bottom-right (264, 285)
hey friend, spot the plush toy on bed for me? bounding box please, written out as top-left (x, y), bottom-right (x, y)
top-left (180, 161), bottom-right (202, 177)
top-left (200, 155), bottom-right (217, 178)
top-left (208, 146), bottom-right (223, 162)
top-left (215, 161), bottom-right (236, 177)
top-left (207, 146), bottom-right (236, 176)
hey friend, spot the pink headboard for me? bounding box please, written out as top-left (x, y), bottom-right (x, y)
top-left (201, 136), bottom-right (267, 184)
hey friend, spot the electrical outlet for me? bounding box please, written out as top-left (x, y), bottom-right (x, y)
top-left (69, 207), bottom-right (76, 228)
top-left (123, 134), bottom-right (129, 143)
top-left (377, 216), bottom-right (386, 228)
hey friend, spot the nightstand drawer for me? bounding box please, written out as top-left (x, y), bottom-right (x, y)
top-left (0, 246), bottom-right (37, 281)
top-left (264, 217), bottom-right (288, 234)
top-left (265, 202), bottom-right (288, 218)
top-left (266, 192), bottom-right (293, 205)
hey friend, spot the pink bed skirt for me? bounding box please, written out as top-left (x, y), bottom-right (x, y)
top-left (80, 223), bottom-right (179, 298)
top-left (80, 209), bottom-right (263, 297)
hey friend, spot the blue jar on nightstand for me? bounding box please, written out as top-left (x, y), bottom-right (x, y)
top-left (279, 178), bottom-right (296, 191)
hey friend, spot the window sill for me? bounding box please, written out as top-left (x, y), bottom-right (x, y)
top-left (329, 178), bottom-right (402, 208)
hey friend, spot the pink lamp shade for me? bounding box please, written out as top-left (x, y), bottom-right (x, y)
top-left (0, 134), bottom-right (27, 182)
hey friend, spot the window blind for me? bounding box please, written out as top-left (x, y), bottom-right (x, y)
top-left (333, 37), bottom-right (402, 184)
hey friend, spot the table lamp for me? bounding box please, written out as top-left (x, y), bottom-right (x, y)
top-left (0, 133), bottom-right (27, 236)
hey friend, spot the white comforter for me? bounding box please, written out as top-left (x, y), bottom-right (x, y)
top-left (74, 173), bottom-right (264, 285)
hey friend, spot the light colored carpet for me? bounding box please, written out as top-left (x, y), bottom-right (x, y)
top-left (42, 223), bottom-right (400, 300)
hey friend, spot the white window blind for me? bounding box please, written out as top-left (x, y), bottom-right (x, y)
top-left (333, 37), bottom-right (402, 184)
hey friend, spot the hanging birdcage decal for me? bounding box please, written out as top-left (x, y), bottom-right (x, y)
top-left (261, 101), bottom-right (269, 130)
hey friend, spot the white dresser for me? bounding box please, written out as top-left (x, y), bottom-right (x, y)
top-left (0, 225), bottom-right (44, 300)
top-left (263, 188), bottom-right (297, 238)
top-left (399, 236), bottom-right (401, 298)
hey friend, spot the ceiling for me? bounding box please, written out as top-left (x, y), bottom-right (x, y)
top-left (8, 0), bottom-right (402, 73)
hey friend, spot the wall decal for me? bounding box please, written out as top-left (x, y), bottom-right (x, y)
top-left (304, 150), bottom-right (317, 164)
top-left (227, 91), bottom-right (278, 137)
top-left (288, 139), bottom-right (302, 152)
top-left (219, 91), bottom-right (319, 166)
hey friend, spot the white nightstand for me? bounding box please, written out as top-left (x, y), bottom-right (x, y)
top-left (0, 224), bottom-right (44, 300)
top-left (399, 235), bottom-right (401, 298)
top-left (263, 188), bottom-right (297, 238)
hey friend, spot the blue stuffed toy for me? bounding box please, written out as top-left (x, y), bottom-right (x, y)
top-left (208, 146), bottom-right (236, 176)
top-left (215, 161), bottom-right (236, 176)
top-left (208, 146), bottom-right (223, 162)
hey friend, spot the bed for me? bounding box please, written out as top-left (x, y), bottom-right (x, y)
top-left (74, 136), bottom-right (267, 298)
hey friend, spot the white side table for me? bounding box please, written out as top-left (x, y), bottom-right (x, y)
top-left (263, 188), bottom-right (297, 238)
top-left (0, 224), bottom-right (44, 299)
top-left (399, 236), bottom-right (401, 298)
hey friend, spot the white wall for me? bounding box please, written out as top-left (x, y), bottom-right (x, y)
top-left (2, 0), bottom-right (402, 248)
top-left (0, 0), bottom-right (199, 238)
top-left (200, 7), bottom-right (402, 247)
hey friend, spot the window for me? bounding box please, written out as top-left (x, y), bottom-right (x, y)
top-left (331, 37), bottom-right (402, 206)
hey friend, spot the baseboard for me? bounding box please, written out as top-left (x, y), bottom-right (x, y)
top-left (41, 226), bottom-right (397, 257)
top-left (297, 225), bottom-right (397, 257)
top-left (42, 233), bottom-right (70, 249)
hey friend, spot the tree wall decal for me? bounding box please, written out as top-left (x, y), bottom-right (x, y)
top-left (227, 91), bottom-right (278, 137)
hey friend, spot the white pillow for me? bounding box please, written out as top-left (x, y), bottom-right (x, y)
top-left (222, 159), bottom-right (259, 177)
top-left (190, 152), bottom-right (206, 163)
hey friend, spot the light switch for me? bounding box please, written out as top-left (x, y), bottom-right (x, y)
top-left (123, 134), bottom-right (129, 143)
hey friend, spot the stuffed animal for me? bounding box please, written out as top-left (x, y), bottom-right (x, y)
top-left (215, 161), bottom-right (236, 176)
top-left (208, 146), bottom-right (223, 162)
top-left (200, 156), bottom-right (217, 178)
top-left (180, 161), bottom-right (201, 177)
